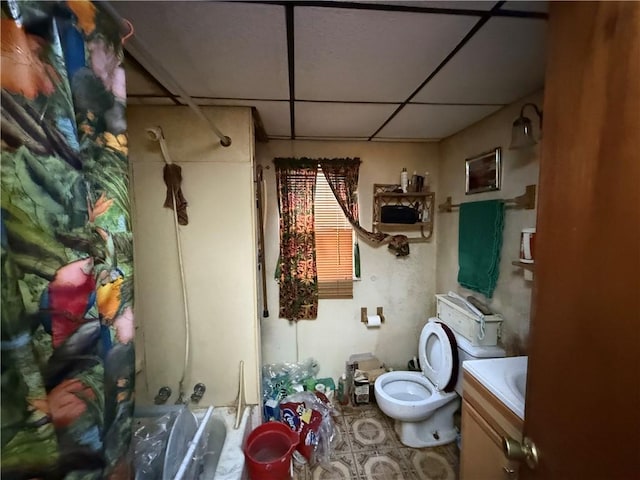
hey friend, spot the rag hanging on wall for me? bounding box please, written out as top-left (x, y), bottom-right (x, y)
top-left (163, 164), bottom-right (189, 225)
top-left (145, 127), bottom-right (190, 225)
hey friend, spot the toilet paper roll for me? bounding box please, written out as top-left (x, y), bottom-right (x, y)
top-left (366, 315), bottom-right (382, 328)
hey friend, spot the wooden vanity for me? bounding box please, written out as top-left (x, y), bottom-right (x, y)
top-left (460, 369), bottom-right (524, 480)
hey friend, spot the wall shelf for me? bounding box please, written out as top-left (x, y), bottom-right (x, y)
top-left (511, 260), bottom-right (535, 272)
top-left (372, 184), bottom-right (435, 242)
top-left (512, 260), bottom-right (535, 281)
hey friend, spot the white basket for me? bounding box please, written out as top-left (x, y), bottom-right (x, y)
top-left (436, 294), bottom-right (503, 346)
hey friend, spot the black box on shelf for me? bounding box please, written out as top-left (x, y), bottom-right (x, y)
top-left (380, 205), bottom-right (418, 224)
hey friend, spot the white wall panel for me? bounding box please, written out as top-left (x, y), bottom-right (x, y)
top-left (129, 106), bottom-right (260, 407)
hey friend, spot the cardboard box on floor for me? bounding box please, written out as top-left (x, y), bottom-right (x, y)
top-left (347, 353), bottom-right (385, 404)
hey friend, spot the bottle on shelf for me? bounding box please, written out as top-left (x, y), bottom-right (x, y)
top-left (400, 167), bottom-right (408, 193)
top-left (424, 171), bottom-right (431, 192)
top-left (411, 171), bottom-right (418, 192)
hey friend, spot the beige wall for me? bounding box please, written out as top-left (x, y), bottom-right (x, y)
top-left (128, 95), bottom-right (542, 399)
top-left (128, 106), bottom-right (261, 406)
top-left (436, 92), bottom-right (543, 349)
top-left (256, 140), bottom-right (439, 380)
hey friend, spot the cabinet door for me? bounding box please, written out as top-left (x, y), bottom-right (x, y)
top-left (460, 400), bottom-right (518, 480)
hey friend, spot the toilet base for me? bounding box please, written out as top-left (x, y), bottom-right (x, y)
top-left (394, 397), bottom-right (460, 448)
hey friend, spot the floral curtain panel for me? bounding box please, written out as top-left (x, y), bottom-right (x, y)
top-left (274, 158), bottom-right (318, 320)
top-left (1, 1), bottom-right (134, 478)
top-left (318, 158), bottom-right (387, 244)
top-left (319, 158), bottom-right (410, 257)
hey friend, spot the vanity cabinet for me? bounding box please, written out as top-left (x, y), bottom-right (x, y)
top-left (460, 371), bottom-right (524, 480)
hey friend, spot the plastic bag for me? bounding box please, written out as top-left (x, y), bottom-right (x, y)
top-left (279, 391), bottom-right (336, 467)
top-left (262, 358), bottom-right (320, 402)
top-left (132, 412), bottom-right (175, 479)
top-left (183, 412), bottom-right (216, 480)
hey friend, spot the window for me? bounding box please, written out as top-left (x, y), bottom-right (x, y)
top-left (274, 157), bottom-right (365, 319)
top-left (315, 170), bottom-right (353, 299)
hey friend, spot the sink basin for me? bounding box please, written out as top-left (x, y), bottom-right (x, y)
top-left (463, 356), bottom-right (528, 419)
top-left (506, 369), bottom-right (527, 404)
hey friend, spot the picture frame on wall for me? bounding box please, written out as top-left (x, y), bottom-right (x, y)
top-left (465, 147), bottom-right (501, 194)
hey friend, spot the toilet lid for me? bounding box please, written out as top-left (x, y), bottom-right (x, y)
top-left (419, 320), bottom-right (458, 392)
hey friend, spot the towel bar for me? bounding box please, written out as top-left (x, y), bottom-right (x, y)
top-left (438, 184), bottom-right (536, 213)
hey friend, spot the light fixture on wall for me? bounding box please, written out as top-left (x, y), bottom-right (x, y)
top-left (509, 103), bottom-right (543, 150)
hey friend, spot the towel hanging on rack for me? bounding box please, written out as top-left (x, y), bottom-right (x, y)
top-left (457, 200), bottom-right (505, 297)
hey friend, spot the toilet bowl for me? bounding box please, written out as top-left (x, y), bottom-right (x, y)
top-left (375, 370), bottom-right (460, 447)
top-left (374, 318), bottom-right (505, 448)
top-left (375, 372), bottom-right (458, 422)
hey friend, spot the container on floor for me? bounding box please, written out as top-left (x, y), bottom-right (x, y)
top-left (244, 421), bottom-right (299, 480)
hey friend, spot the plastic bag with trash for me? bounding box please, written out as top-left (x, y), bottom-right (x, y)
top-left (279, 391), bottom-right (337, 467)
top-left (262, 358), bottom-right (320, 403)
top-left (132, 412), bottom-right (174, 479)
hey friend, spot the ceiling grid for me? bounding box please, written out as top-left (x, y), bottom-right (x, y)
top-left (117, 0), bottom-right (548, 141)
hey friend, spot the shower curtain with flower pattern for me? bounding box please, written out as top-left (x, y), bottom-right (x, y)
top-left (1, 1), bottom-right (134, 478)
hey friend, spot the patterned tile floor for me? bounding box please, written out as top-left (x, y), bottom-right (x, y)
top-left (293, 401), bottom-right (459, 480)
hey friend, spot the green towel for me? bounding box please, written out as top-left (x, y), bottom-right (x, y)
top-left (457, 200), bottom-right (505, 298)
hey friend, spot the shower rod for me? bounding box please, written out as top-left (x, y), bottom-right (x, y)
top-left (98, 2), bottom-right (232, 147)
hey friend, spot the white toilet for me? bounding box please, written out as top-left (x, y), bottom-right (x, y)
top-left (374, 318), bottom-right (505, 448)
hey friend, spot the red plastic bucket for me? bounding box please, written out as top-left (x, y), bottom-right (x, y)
top-left (244, 421), bottom-right (299, 480)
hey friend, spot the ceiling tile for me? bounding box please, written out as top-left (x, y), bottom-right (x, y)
top-left (502, 1), bottom-right (549, 13)
top-left (414, 1), bottom-right (494, 10)
top-left (377, 104), bottom-right (502, 140)
top-left (127, 97), bottom-right (175, 106)
top-left (195, 99), bottom-right (291, 138)
top-left (113, 2), bottom-right (288, 99)
top-left (294, 7), bottom-right (477, 102)
top-left (295, 102), bottom-right (398, 138)
top-left (114, 2), bottom-right (547, 141)
top-left (413, 16), bottom-right (547, 104)
top-left (124, 57), bottom-right (166, 96)
top-left (354, 1), bottom-right (494, 10)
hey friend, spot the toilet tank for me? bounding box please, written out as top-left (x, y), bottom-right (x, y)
top-left (453, 331), bottom-right (505, 395)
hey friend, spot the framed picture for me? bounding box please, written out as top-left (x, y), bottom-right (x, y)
top-left (465, 147), bottom-right (501, 194)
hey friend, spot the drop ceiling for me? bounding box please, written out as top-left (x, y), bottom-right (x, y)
top-left (113, 1), bottom-right (548, 142)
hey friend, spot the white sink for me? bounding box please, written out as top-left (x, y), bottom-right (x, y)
top-left (463, 356), bottom-right (528, 419)
top-left (507, 369), bottom-right (527, 404)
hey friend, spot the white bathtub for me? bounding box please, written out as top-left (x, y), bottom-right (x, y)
top-left (194, 406), bottom-right (257, 480)
top-left (132, 404), bottom-right (256, 480)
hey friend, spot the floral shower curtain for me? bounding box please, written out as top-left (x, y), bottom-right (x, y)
top-left (1, 1), bottom-right (134, 478)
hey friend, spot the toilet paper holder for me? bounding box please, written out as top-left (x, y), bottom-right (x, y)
top-left (361, 307), bottom-right (385, 324)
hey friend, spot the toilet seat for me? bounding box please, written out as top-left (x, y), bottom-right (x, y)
top-left (419, 320), bottom-right (458, 392)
